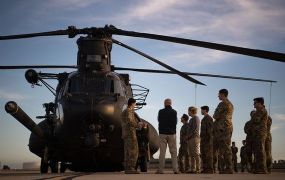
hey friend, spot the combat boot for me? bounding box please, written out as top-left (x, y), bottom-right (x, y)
top-left (125, 167), bottom-right (140, 174)
top-left (201, 169), bottom-right (214, 174)
top-left (254, 169), bottom-right (268, 174)
top-left (220, 168), bottom-right (233, 174)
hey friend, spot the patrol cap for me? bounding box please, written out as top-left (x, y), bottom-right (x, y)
top-left (253, 97), bottom-right (264, 105)
top-left (128, 98), bottom-right (136, 106)
top-left (181, 114), bottom-right (189, 121)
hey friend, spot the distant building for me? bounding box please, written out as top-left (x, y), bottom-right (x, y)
top-left (22, 162), bottom-right (40, 170)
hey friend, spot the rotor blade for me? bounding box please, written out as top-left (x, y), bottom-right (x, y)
top-left (112, 38), bottom-right (205, 85)
top-left (2, 25), bottom-right (284, 62)
top-left (0, 26), bottom-right (105, 40)
top-left (114, 67), bottom-right (277, 83)
top-left (0, 65), bottom-right (77, 69)
top-left (0, 30), bottom-right (69, 40)
top-left (111, 27), bottom-right (285, 63)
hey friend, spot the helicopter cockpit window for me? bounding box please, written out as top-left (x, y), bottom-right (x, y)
top-left (67, 76), bottom-right (112, 94)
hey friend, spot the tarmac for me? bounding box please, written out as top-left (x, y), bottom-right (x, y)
top-left (1, 169), bottom-right (285, 180)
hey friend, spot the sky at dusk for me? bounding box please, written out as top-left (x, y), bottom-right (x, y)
top-left (0, 0), bottom-right (285, 169)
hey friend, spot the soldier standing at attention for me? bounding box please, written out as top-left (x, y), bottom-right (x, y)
top-left (200, 106), bottom-right (214, 174)
top-left (156, 98), bottom-right (179, 174)
top-left (240, 140), bottom-right (248, 172)
top-left (178, 114), bottom-right (190, 173)
top-left (244, 110), bottom-right (255, 172)
top-left (252, 97), bottom-right (268, 174)
top-left (121, 98), bottom-right (140, 174)
top-left (266, 115), bottom-right (272, 173)
top-left (231, 142), bottom-right (238, 172)
top-left (187, 106), bottom-right (201, 173)
top-left (213, 89), bottom-right (234, 174)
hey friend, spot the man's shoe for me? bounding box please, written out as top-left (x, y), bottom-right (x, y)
top-left (174, 171), bottom-right (180, 174)
top-left (201, 169), bottom-right (213, 174)
top-left (125, 170), bottom-right (140, 174)
top-left (155, 170), bottom-right (164, 174)
top-left (186, 170), bottom-right (196, 174)
top-left (254, 170), bottom-right (268, 174)
top-left (220, 169), bottom-right (233, 174)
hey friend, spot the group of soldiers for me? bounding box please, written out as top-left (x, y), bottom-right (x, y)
top-left (178, 89), bottom-right (272, 174)
top-left (239, 103), bottom-right (272, 173)
top-left (230, 109), bottom-right (272, 174)
top-left (121, 88), bottom-right (272, 174)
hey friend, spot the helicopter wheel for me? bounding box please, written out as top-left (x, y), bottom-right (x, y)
top-left (40, 158), bottom-right (49, 173)
top-left (50, 160), bottom-right (59, 173)
top-left (60, 162), bottom-right (68, 173)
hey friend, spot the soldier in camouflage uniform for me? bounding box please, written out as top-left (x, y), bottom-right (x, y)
top-left (178, 114), bottom-right (190, 173)
top-left (244, 110), bottom-right (255, 172)
top-left (265, 115), bottom-right (272, 173)
top-left (121, 98), bottom-right (140, 174)
top-left (252, 97), bottom-right (268, 174)
top-left (240, 140), bottom-right (248, 172)
top-left (231, 142), bottom-right (238, 172)
top-left (213, 89), bottom-right (234, 174)
top-left (200, 106), bottom-right (214, 174)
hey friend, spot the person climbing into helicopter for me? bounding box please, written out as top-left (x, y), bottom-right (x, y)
top-left (134, 113), bottom-right (150, 172)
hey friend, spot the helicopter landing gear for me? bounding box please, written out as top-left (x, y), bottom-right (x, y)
top-left (40, 147), bottom-right (49, 173)
top-left (40, 158), bottom-right (49, 173)
top-left (40, 146), bottom-right (59, 173)
top-left (60, 162), bottom-right (68, 173)
top-left (50, 160), bottom-right (59, 173)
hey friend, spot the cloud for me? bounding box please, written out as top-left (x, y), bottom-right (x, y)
top-left (160, 48), bottom-right (231, 68)
top-left (0, 90), bottom-right (27, 101)
top-left (121, 0), bottom-right (178, 20)
top-left (271, 125), bottom-right (281, 131)
top-left (273, 113), bottom-right (285, 122)
top-left (47, 0), bottom-right (102, 10)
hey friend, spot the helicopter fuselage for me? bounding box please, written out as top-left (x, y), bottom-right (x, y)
top-left (27, 71), bottom-right (158, 171)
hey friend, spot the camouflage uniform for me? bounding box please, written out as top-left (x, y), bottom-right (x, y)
top-left (200, 114), bottom-right (214, 173)
top-left (213, 120), bottom-right (222, 173)
top-left (251, 108), bottom-right (268, 173)
top-left (178, 123), bottom-right (190, 173)
top-left (213, 98), bottom-right (234, 173)
top-left (240, 145), bottom-right (248, 172)
top-left (265, 116), bottom-right (272, 173)
top-left (231, 146), bottom-right (238, 172)
top-left (121, 108), bottom-right (139, 171)
top-left (244, 120), bottom-right (254, 171)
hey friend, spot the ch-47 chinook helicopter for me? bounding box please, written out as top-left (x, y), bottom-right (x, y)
top-left (0, 25), bottom-right (284, 173)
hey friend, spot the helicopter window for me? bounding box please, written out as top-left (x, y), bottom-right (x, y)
top-left (68, 77), bottom-right (112, 94)
top-left (113, 78), bottom-right (126, 97)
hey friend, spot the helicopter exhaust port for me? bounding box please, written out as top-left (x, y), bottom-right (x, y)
top-left (5, 101), bottom-right (45, 139)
